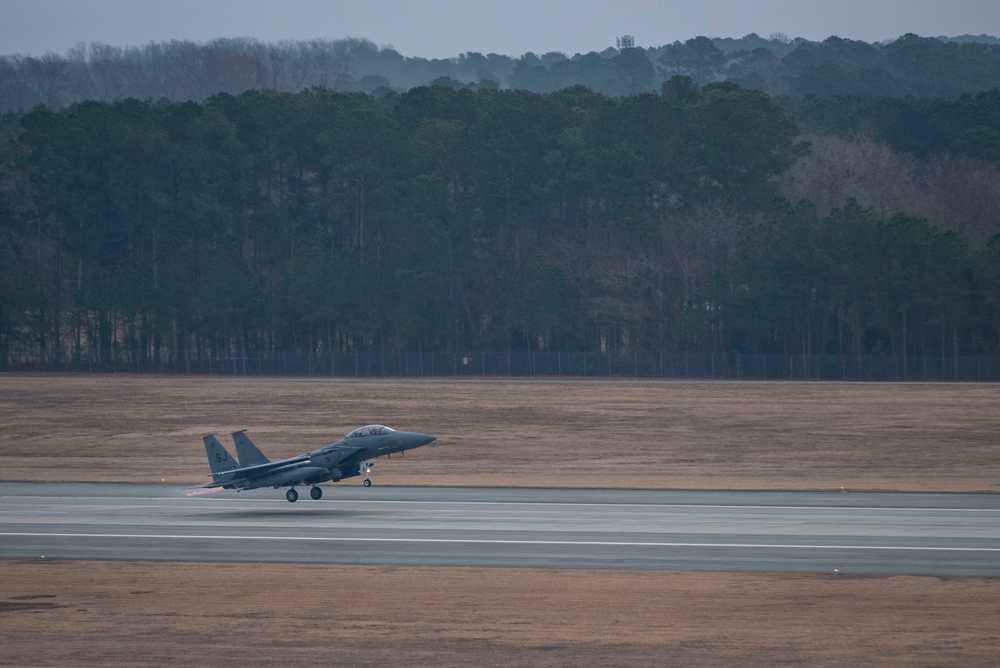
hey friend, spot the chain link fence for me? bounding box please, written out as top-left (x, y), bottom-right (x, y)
top-left (6, 351), bottom-right (999, 381)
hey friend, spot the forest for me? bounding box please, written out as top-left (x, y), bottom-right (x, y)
top-left (2, 79), bottom-right (999, 377)
top-left (1, 35), bottom-right (1000, 378)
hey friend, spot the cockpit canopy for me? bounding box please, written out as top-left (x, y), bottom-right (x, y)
top-left (346, 424), bottom-right (395, 438)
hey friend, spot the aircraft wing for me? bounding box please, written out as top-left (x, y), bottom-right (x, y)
top-left (203, 454), bottom-right (313, 486)
top-left (316, 443), bottom-right (369, 464)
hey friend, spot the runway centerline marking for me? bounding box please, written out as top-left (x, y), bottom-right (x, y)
top-left (5, 495), bottom-right (999, 516)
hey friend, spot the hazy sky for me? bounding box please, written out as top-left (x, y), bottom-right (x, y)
top-left (3, 0), bottom-right (1000, 58)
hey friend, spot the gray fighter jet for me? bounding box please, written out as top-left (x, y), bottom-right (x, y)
top-left (201, 425), bottom-right (436, 502)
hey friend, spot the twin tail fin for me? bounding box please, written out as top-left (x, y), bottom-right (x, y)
top-left (203, 434), bottom-right (240, 479)
top-left (232, 430), bottom-right (271, 467)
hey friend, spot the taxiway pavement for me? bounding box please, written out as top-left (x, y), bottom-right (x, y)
top-left (1, 483), bottom-right (998, 575)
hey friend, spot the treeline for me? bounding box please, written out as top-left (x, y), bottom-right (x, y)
top-left (3, 33), bottom-right (1000, 112)
top-left (2, 80), bottom-right (999, 372)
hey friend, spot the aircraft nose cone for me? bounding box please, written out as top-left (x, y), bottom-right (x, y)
top-left (404, 432), bottom-right (436, 447)
top-left (396, 431), bottom-right (437, 450)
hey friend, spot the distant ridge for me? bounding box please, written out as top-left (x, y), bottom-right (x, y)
top-left (938, 34), bottom-right (1000, 44)
top-left (2, 33), bottom-right (1000, 111)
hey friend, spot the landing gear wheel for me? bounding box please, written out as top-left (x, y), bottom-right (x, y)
top-left (310, 486), bottom-right (322, 500)
top-left (286, 488), bottom-right (299, 503)
top-left (363, 478), bottom-right (372, 488)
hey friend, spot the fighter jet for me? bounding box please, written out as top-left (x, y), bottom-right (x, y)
top-left (200, 425), bottom-right (436, 502)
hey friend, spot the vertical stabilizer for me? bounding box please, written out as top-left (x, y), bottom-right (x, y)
top-left (203, 434), bottom-right (239, 479)
top-left (232, 430), bottom-right (271, 467)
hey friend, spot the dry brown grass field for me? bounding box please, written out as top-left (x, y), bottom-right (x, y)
top-left (2, 561), bottom-right (998, 667)
top-left (2, 374), bottom-right (998, 491)
top-left (1, 374), bottom-right (998, 666)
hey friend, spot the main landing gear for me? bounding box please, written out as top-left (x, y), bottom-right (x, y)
top-left (285, 486), bottom-right (324, 502)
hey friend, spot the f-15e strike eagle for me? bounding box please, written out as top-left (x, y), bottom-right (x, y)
top-left (201, 425), bottom-right (436, 502)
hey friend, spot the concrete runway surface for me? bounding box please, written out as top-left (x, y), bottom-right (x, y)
top-left (1, 483), bottom-right (998, 575)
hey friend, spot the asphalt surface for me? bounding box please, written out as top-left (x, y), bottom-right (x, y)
top-left (1, 483), bottom-right (998, 575)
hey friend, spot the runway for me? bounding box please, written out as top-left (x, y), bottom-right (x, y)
top-left (1, 483), bottom-right (998, 575)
